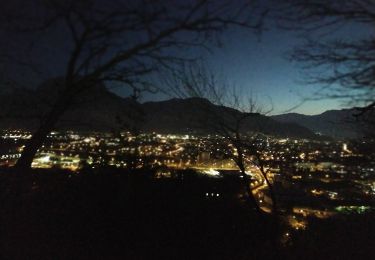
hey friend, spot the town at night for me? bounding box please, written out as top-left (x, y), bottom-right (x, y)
top-left (1, 0), bottom-right (374, 259)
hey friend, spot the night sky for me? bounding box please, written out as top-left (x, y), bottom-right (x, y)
top-left (206, 23), bottom-right (371, 115)
top-left (131, 22), bottom-right (371, 115)
top-left (105, 7), bottom-right (370, 116)
top-left (134, 27), bottom-right (333, 116)
top-left (1, 0), bottom-right (371, 116)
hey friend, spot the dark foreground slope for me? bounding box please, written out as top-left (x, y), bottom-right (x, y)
top-left (1, 168), bottom-right (374, 259)
top-left (1, 169), bottom-right (276, 259)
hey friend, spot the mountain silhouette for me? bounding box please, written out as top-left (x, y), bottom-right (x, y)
top-left (141, 98), bottom-right (315, 138)
top-left (271, 109), bottom-right (362, 139)
top-left (0, 79), bottom-right (316, 138)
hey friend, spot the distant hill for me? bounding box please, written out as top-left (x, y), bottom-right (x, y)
top-left (271, 109), bottom-right (362, 139)
top-left (0, 78), bottom-right (316, 138)
top-left (0, 78), bottom-right (142, 132)
top-left (141, 98), bottom-right (316, 138)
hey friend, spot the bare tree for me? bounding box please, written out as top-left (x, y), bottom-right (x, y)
top-left (165, 63), bottom-right (279, 214)
top-left (273, 0), bottom-right (375, 124)
top-left (0, 0), bottom-right (266, 169)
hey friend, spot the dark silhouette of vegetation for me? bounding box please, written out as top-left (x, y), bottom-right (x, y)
top-left (274, 0), bottom-right (375, 136)
top-left (2, 167), bottom-right (373, 259)
top-left (165, 63), bottom-right (279, 216)
top-left (0, 0), bottom-right (266, 169)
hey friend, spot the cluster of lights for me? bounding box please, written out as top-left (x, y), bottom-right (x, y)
top-left (205, 192), bottom-right (220, 197)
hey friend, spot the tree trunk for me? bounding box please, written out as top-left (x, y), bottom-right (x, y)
top-left (15, 97), bottom-right (68, 170)
top-left (234, 149), bottom-right (262, 213)
top-left (263, 173), bottom-right (278, 214)
top-left (238, 163), bottom-right (262, 213)
top-left (243, 174), bottom-right (262, 213)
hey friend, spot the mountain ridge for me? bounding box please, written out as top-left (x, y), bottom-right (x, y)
top-left (0, 79), bottom-right (359, 139)
top-left (271, 109), bottom-right (361, 139)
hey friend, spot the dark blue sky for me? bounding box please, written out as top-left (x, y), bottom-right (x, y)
top-left (122, 22), bottom-right (369, 116)
top-left (204, 27), bottom-right (339, 115)
top-left (110, 20), bottom-right (370, 115)
top-left (2, 0), bottom-right (371, 116)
